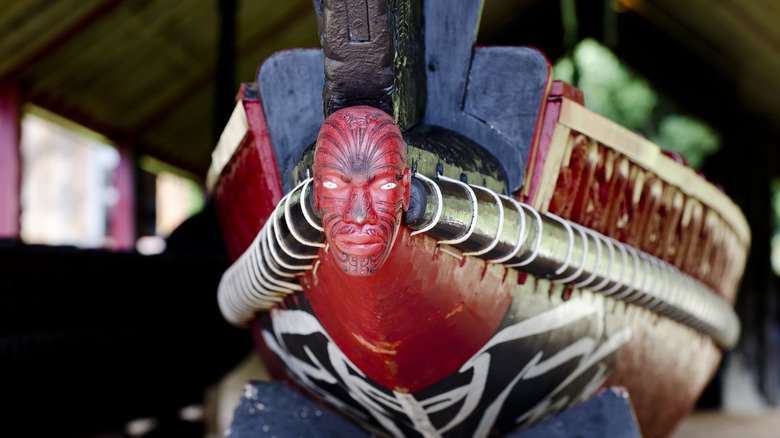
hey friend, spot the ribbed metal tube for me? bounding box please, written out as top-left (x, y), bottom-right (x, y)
top-left (218, 179), bottom-right (324, 325)
top-left (406, 174), bottom-right (741, 349)
top-left (218, 174), bottom-right (740, 348)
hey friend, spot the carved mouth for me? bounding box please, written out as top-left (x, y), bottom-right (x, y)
top-left (334, 229), bottom-right (385, 255)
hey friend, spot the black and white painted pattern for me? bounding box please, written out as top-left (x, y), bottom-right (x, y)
top-left (259, 286), bottom-right (631, 438)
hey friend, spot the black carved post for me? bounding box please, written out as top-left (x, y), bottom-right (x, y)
top-left (317, 0), bottom-right (425, 132)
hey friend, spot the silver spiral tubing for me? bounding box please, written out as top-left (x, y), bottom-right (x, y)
top-left (218, 179), bottom-right (324, 326)
top-left (218, 175), bottom-right (740, 349)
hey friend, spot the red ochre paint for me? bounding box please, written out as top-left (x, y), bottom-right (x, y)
top-left (304, 227), bottom-right (514, 393)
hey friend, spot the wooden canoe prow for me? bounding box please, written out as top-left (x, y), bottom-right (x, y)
top-left (207, 1), bottom-right (749, 437)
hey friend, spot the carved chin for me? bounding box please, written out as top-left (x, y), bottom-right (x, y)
top-left (327, 215), bottom-right (403, 276)
top-left (331, 243), bottom-right (390, 276)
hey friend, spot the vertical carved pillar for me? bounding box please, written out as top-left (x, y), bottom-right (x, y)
top-left (318, 0), bottom-right (425, 131)
top-left (108, 143), bottom-right (136, 250)
top-left (0, 84), bottom-right (21, 239)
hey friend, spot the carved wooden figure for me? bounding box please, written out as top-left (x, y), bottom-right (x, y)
top-left (207, 0), bottom-right (749, 437)
top-left (313, 107), bottom-right (410, 277)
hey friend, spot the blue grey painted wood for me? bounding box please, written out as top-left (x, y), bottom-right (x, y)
top-left (257, 1), bottom-right (550, 195)
top-left (226, 382), bottom-right (641, 437)
top-left (509, 387), bottom-right (642, 438)
top-left (465, 47), bottom-right (551, 160)
top-left (422, 0), bottom-right (550, 193)
top-left (256, 49), bottom-right (325, 193)
top-left (227, 381), bottom-right (370, 438)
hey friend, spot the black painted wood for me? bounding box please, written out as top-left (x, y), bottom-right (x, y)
top-left (403, 123), bottom-right (508, 185)
top-left (389, 0), bottom-right (426, 131)
top-left (319, 0), bottom-right (394, 117)
top-left (318, 0), bottom-right (425, 131)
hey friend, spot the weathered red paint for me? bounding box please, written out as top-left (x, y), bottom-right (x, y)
top-left (0, 85), bottom-right (21, 239)
top-left (521, 80), bottom-right (584, 206)
top-left (313, 106), bottom-right (411, 276)
top-left (211, 86), bottom-right (737, 438)
top-left (292, 106), bottom-right (514, 392)
top-left (602, 301), bottom-right (722, 438)
top-left (213, 83), bottom-right (284, 260)
top-left (303, 227), bottom-right (514, 393)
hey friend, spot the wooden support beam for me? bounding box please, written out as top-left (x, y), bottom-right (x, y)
top-left (0, 84), bottom-right (21, 239)
top-left (108, 143), bottom-right (136, 250)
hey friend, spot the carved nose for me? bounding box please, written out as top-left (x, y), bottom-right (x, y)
top-left (344, 191), bottom-right (377, 224)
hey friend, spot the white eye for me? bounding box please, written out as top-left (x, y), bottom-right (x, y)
top-left (323, 181), bottom-right (337, 189)
top-left (380, 182), bottom-right (396, 190)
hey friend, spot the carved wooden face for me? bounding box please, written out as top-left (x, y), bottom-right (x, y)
top-left (314, 106), bottom-right (410, 276)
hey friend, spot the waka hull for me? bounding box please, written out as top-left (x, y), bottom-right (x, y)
top-left (254, 231), bottom-right (630, 437)
top-left (248, 229), bottom-right (721, 437)
top-left (209, 81), bottom-right (738, 438)
top-left (208, 1), bottom-right (746, 436)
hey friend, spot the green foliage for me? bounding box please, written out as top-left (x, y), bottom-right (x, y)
top-left (572, 39), bottom-right (657, 131)
top-left (553, 38), bottom-right (720, 170)
top-left (772, 178), bottom-right (780, 275)
top-left (652, 115), bottom-right (720, 169)
top-left (553, 56), bottom-right (575, 84)
top-left (185, 178), bottom-right (206, 214)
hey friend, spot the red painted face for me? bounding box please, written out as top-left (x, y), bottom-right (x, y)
top-left (314, 106), bottom-right (410, 276)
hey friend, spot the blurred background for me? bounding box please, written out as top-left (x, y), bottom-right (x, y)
top-left (1, 0), bottom-right (779, 436)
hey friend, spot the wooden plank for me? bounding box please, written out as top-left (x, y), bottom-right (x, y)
top-left (521, 80), bottom-right (584, 204)
top-left (207, 100), bottom-right (249, 192)
top-left (530, 123), bottom-right (571, 212)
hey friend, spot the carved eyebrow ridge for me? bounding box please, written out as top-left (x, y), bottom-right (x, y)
top-left (372, 148), bottom-right (406, 171)
top-left (369, 163), bottom-right (402, 176)
top-left (319, 163), bottom-right (350, 178)
top-left (376, 200), bottom-right (401, 211)
top-left (366, 131), bottom-right (402, 165)
top-left (319, 132), bottom-right (351, 170)
top-left (324, 118), bottom-right (353, 149)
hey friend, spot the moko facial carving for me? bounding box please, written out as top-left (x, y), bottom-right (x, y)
top-left (313, 106), bottom-right (410, 276)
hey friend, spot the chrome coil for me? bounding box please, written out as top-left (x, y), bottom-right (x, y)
top-left (218, 179), bottom-right (324, 325)
top-left (218, 174), bottom-right (740, 348)
top-left (406, 174), bottom-right (740, 349)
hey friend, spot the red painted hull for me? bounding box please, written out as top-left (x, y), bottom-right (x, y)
top-left (303, 227), bottom-right (513, 393)
top-left (243, 246), bottom-right (720, 437)
top-left (210, 74), bottom-right (743, 438)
